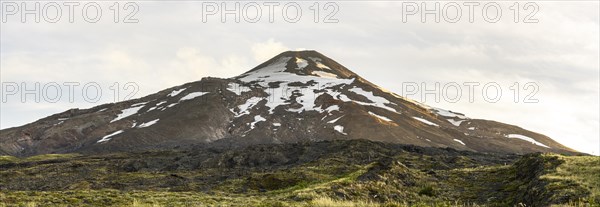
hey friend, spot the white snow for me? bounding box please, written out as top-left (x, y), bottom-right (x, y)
top-left (447, 119), bottom-right (466, 127)
top-left (250, 115), bottom-right (266, 129)
top-left (285, 87), bottom-right (345, 114)
top-left (234, 97), bottom-right (264, 117)
top-left (146, 101), bottom-right (168, 112)
top-left (180, 92), bottom-right (209, 101)
top-left (328, 116), bottom-right (344, 124)
top-left (54, 121), bottom-right (65, 126)
top-left (166, 103), bottom-right (177, 108)
top-left (97, 130), bottom-right (123, 143)
top-left (227, 83), bottom-right (251, 96)
top-left (468, 127), bottom-right (475, 130)
top-left (308, 57), bottom-right (331, 70)
top-left (412, 117), bottom-right (439, 127)
top-left (348, 87), bottom-right (398, 113)
top-left (372, 84), bottom-right (432, 110)
top-left (169, 88), bottom-right (186, 97)
top-left (507, 134), bottom-right (550, 148)
top-left (235, 56), bottom-right (455, 124)
top-left (368, 111), bottom-right (393, 122)
top-left (295, 57), bottom-right (308, 69)
top-left (235, 56), bottom-right (401, 117)
top-left (321, 105), bottom-right (339, 114)
top-left (237, 56), bottom-right (356, 115)
top-left (453, 139), bottom-right (466, 145)
top-left (228, 83), bottom-right (250, 95)
top-left (239, 57), bottom-right (292, 80)
top-left (308, 57), bottom-right (321, 62)
top-left (138, 119), bottom-right (159, 128)
top-left (432, 108), bottom-right (468, 119)
top-left (315, 62), bottom-right (331, 70)
top-left (131, 102), bottom-right (148, 107)
top-left (311, 71), bottom-right (338, 78)
top-left (334, 125), bottom-right (347, 135)
top-left (272, 123), bottom-right (281, 127)
top-left (111, 105), bottom-right (144, 123)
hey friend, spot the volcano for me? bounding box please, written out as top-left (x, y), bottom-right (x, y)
top-left (0, 51), bottom-right (577, 156)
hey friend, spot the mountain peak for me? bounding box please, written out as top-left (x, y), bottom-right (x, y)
top-left (237, 50), bottom-right (359, 81)
top-left (279, 50), bottom-right (323, 56)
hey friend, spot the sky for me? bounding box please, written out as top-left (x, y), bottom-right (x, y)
top-left (1, 1), bottom-right (598, 155)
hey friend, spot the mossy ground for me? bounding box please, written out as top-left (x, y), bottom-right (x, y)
top-left (0, 141), bottom-right (597, 206)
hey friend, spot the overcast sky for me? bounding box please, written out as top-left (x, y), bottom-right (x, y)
top-left (1, 1), bottom-right (598, 155)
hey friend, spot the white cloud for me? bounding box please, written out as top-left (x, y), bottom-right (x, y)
top-left (251, 38), bottom-right (289, 62)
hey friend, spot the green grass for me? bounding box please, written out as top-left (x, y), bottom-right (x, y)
top-left (0, 191), bottom-right (490, 207)
top-left (542, 154), bottom-right (600, 205)
top-left (309, 196), bottom-right (382, 207)
top-left (288, 163), bottom-right (371, 194)
top-left (0, 142), bottom-right (598, 207)
top-left (0, 155), bottom-right (19, 164)
top-left (0, 153), bottom-right (81, 165)
top-left (22, 153), bottom-right (81, 162)
top-left (0, 190), bottom-right (269, 207)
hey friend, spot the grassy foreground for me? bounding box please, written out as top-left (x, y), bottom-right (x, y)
top-left (0, 140), bottom-right (598, 206)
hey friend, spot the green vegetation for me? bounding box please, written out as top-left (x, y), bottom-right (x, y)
top-left (0, 140), bottom-right (597, 206)
top-left (0, 156), bottom-right (19, 165)
top-left (543, 154), bottom-right (600, 205)
top-left (21, 153), bottom-right (81, 162)
top-left (0, 153), bottom-right (81, 164)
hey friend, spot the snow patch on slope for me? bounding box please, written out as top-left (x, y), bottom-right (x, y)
top-left (321, 105), bottom-right (339, 114)
top-left (169, 88), bottom-right (186, 97)
top-left (348, 87), bottom-right (397, 113)
top-left (296, 57), bottom-right (308, 69)
top-left (368, 111), bottom-right (393, 122)
top-left (334, 125), bottom-right (347, 135)
top-left (234, 97), bottom-right (264, 117)
top-left (315, 62), bottom-right (331, 70)
top-left (227, 83), bottom-right (251, 96)
top-left (308, 57), bottom-right (331, 70)
top-left (312, 71), bottom-right (337, 78)
top-left (507, 134), bottom-right (550, 148)
top-left (250, 115), bottom-right (266, 129)
top-left (328, 116), bottom-right (344, 124)
top-left (447, 119), bottom-right (466, 127)
top-left (433, 108), bottom-right (468, 119)
top-left (97, 130), bottom-right (124, 143)
top-left (131, 102), bottom-right (148, 107)
top-left (111, 105), bottom-right (144, 123)
top-left (412, 117), bottom-right (439, 126)
top-left (453, 139), bottom-right (466, 146)
top-left (180, 92), bottom-right (209, 101)
top-left (138, 119), bottom-right (159, 128)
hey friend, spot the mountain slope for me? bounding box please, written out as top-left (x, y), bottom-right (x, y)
top-left (0, 51), bottom-right (577, 156)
